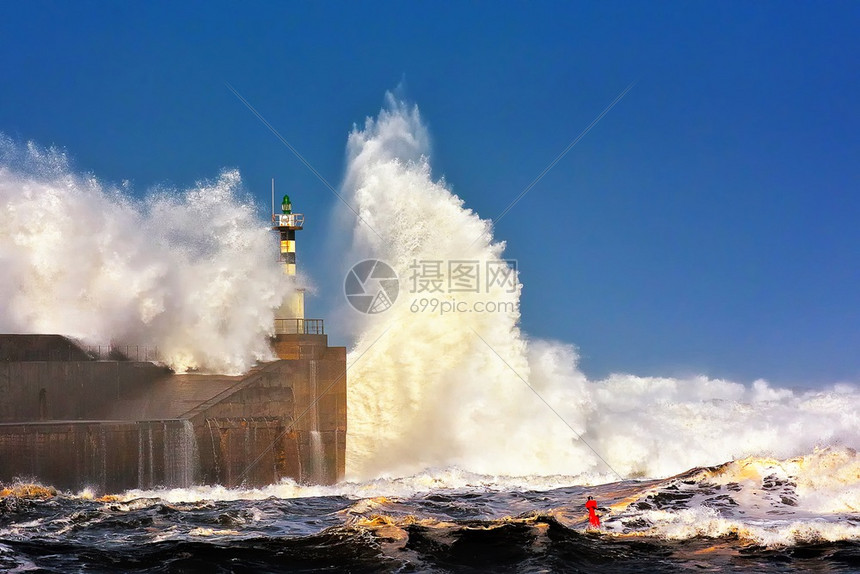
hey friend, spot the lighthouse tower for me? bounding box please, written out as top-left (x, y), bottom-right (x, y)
top-left (266, 180), bottom-right (344, 485)
top-left (272, 188), bottom-right (305, 331)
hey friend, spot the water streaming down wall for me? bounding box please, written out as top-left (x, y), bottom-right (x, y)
top-left (310, 431), bottom-right (325, 482)
top-left (134, 420), bottom-right (200, 489)
top-left (307, 361), bottom-right (326, 483)
top-left (160, 420), bottom-right (199, 487)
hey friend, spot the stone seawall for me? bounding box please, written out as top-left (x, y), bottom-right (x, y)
top-left (0, 420), bottom-right (197, 493)
top-left (0, 335), bottom-right (346, 494)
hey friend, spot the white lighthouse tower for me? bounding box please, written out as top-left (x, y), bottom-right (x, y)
top-left (272, 182), bottom-right (305, 332)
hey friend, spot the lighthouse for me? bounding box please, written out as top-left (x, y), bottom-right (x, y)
top-left (272, 186), bottom-right (305, 332)
top-left (267, 183), bottom-right (345, 486)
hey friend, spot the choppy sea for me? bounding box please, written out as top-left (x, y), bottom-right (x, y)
top-left (2, 448), bottom-right (859, 573)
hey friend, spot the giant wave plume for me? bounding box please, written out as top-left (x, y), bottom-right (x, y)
top-left (339, 94), bottom-right (860, 483)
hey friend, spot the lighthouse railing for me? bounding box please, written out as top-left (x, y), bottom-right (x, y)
top-left (272, 213), bottom-right (304, 227)
top-left (273, 318), bottom-right (325, 335)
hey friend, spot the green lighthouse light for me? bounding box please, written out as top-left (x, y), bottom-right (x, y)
top-left (281, 194), bottom-right (292, 215)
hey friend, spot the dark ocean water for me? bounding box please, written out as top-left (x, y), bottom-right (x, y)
top-left (2, 451), bottom-right (860, 573)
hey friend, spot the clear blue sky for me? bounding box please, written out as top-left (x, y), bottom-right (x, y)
top-left (1, 1), bottom-right (857, 386)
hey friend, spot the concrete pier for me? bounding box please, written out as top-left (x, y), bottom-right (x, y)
top-left (0, 334), bottom-right (346, 493)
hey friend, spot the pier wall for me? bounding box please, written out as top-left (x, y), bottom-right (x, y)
top-left (0, 335), bottom-right (346, 493)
